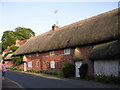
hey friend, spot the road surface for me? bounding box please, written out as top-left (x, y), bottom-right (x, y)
top-left (5, 70), bottom-right (119, 88)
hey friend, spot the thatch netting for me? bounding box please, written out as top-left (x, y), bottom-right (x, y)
top-left (13, 8), bottom-right (120, 55)
top-left (89, 40), bottom-right (120, 60)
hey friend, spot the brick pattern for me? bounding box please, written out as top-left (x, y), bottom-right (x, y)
top-left (25, 48), bottom-right (75, 71)
top-left (77, 46), bottom-right (94, 76)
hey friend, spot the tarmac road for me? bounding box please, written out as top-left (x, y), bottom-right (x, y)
top-left (5, 70), bottom-right (119, 88)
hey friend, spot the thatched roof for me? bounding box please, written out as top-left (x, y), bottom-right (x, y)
top-left (13, 8), bottom-right (120, 56)
top-left (4, 54), bottom-right (13, 60)
top-left (89, 40), bottom-right (120, 60)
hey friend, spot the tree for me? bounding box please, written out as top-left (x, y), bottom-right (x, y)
top-left (10, 46), bottom-right (19, 52)
top-left (15, 27), bottom-right (35, 39)
top-left (1, 27), bottom-right (35, 51)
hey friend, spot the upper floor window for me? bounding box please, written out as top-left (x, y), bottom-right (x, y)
top-left (28, 55), bottom-right (31, 58)
top-left (64, 48), bottom-right (70, 55)
top-left (36, 53), bottom-right (39, 57)
top-left (50, 51), bottom-right (54, 56)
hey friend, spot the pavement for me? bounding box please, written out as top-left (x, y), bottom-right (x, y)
top-left (2, 77), bottom-right (23, 88)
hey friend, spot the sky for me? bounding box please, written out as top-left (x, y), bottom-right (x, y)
top-left (0, 0), bottom-right (119, 41)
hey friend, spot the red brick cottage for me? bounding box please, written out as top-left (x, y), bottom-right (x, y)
top-left (3, 39), bottom-right (27, 68)
top-left (13, 8), bottom-right (120, 77)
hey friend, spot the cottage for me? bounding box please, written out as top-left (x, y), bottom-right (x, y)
top-left (89, 40), bottom-right (120, 76)
top-left (13, 8), bottom-right (120, 77)
top-left (3, 39), bottom-right (27, 68)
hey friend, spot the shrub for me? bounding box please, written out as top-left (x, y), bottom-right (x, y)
top-left (95, 75), bottom-right (120, 84)
top-left (62, 63), bottom-right (75, 78)
top-left (12, 56), bottom-right (23, 65)
top-left (79, 64), bottom-right (88, 79)
top-left (39, 69), bottom-right (62, 75)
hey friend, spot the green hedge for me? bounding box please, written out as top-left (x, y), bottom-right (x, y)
top-left (7, 67), bottom-right (24, 71)
top-left (62, 63), bottom-right (75, 78)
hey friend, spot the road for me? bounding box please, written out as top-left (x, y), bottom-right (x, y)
top-left (5, 70), bottom-right (119, 88)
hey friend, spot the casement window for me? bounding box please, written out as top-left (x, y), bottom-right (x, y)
top-left (64, 48), bottom-right (70, 55)
top-left (50, 61), bottom-right (55, 69)
top-left (36, 53), bottom-right (39, 57)
top-left (28, 62), bottom-right (32, 68)
top-left (36, 61), bottom-right (39, 67)
top-left (50, 51), bottom-right (54, 56)
top-left (28, 55), bottom-right (31, 58)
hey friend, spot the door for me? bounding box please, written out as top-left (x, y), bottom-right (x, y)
top-left (75, 61), bottom-right (82, 77)
top-left (24, 63), bottom-right (27, 71)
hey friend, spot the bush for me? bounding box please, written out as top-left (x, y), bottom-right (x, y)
top-left (39, 69), bottom-right (62, 75)
top-left (95, 75), bottom-right (120, 84)
top-left (79, 64), bottom-right (88, 79)
top-left (62, 63), bottom-right (75, 78)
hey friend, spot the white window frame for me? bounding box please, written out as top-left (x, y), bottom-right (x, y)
top-left (50, 51), bottom-right (54, 56)
top-left (36, 53), bottom-right (39, 57)
top-left (28, 54), bottom-right (31, 57)
top-left (36, 61), bottom-right (39, 67)
top-left (28, 62), bottom-right (32, 68)
top-left (64, 48), bottom-right (70, 55)
top-left (50, 61), bottom-right (55, 69)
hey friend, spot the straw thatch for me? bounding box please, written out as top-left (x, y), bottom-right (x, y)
top-left (4, 54), bottom-right (13, 60)
top-left (89, 40), bottom-right (120, 60)
top-left (13, 8), bottom-right (120, 56)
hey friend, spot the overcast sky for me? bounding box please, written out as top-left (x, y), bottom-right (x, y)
top-left (0, 0), bottom-right (119, 41)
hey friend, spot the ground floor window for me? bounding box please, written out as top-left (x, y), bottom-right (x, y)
top-left (28, 62), bottom-right (32, 68)
top-left (50, 61), bottom-right (55, 69)
top-left (36, 61), bottom-right (39, 67)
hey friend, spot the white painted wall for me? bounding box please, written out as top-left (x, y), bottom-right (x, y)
top-left (94, 60), bottom-right (119, 76)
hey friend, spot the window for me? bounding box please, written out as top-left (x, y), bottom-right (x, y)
top-left (28, 55), bottom-right (31, 57)
top-left (50, 61), bottom-right (55, 69)
top-left (64, 48), bottom-right (70, 55)
top-left (50, 51), bottom-right (54, 56)
top-left (36, 53), bottom-right (39, 56)
top-left (36, 61), bottom-right (39, 67)
top-left (28, 62), bottom-right (32, 68)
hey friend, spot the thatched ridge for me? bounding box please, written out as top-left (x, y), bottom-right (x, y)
top-left (89, 40), bottom-right (120, 60)
top-left (13, 8), bottom-right (120, 56)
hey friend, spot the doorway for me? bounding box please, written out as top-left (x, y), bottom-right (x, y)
top-left (24, 62), bottom-right (27, 71)
top-left (75, 61), bottom-right (82, 77)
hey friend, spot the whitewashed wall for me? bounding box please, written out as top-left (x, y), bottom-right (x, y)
top-left (94, 60), bottom-right (119, 76)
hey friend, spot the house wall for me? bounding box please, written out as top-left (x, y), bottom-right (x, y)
top-left (5, 61), bottom-right (13, 68)
top-left (78, 46), bottom-right (94, 76)
top-left (94, 60), bottom-right (119, 76)
top-left (25, 48), bottom-right (75, 71)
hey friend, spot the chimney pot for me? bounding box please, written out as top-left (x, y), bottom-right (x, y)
top-left (52, 24), bottom-right (59, 31)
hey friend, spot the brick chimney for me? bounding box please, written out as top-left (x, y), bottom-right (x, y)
top-left (52, 24), bottom-right (59, 31)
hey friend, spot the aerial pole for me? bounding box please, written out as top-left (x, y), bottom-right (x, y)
top-left (54, 10), bottom-right (59, 25)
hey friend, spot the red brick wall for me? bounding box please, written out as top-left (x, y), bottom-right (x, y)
top-left (24, 46), bottom-right (94, 76)
top-left (78, 46), bottom-right (94, 76)
top-left (5, 61), bottom-right (13, 68)
top-left (25, 48), bottom-right (75, 71)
